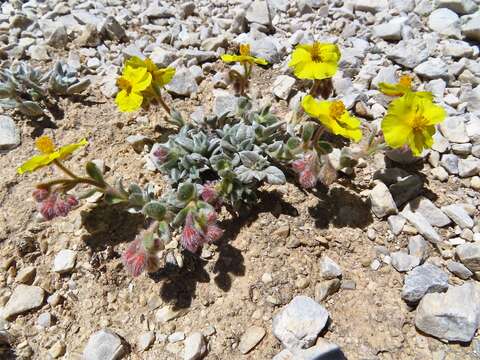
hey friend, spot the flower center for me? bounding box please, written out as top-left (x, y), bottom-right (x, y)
top-left (330, 100), bottom-right (345, 119)
top-left (239, 44), bottom-right (250, 56)
top-left (399, 75), bottom-right (412, 88)
top-left (117, 77), bottom-right (132, 93)
top-left (410, 114), bottom-right (427, 131)
top-left (35, 136), bottom-right (55, 154)
top-left (311, 42), bottom-right (324, 62)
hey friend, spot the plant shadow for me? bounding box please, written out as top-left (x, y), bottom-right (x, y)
top-left (149, 253), bottom-right (211, 310)
top-left (308, 184), bottom-right (373, 229)
top-left (80, 203), bottom-right (145, 251)
top-left (149, 189), bottom-right (299, 309)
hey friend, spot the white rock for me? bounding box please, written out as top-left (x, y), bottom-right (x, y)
top-left (439, 116), bottom-right (469, 143)
top-left (403, 196), bottom-right (451, 227)
top-left (272, 296), bottom-right (329, 349)
top-left (401, 207), bottom-right (441, 243)
top-left (213, 89), bottom-right (239, 117)
top-left (391, 251), bottom-right (420, 272)
top-left (388, 39), bottom-right (429, 69)
top-left (165, 68), bottom-right (198, 96)
top-left (402, 263), bottom-right (449, 303)
top-left (438, 0), bottom-right (478, 15)
top-left (3, 285), bottom-right (44, 320)
top-left (369, 182), bottom-right (398, 218)
top-left (272, 75), bottom-right (296, 100)
top-left (462, 15), bottom-right (480, 42)
top-left (353, 0), bottom-right (388, 13)
top-left (137, 332), bottom-right (154, 351)
top-left (238, 326), bottom-right (266, 354)
top-left (246, 0), bottom-right (271, 26)
top-left (441, 39), bottom-right (474, 58)
top-left (457, 242), bottom-right (480, 272)
top-left (83, 329), bottom-right (125, 360)
top-left (414, 58), bottom-right (448, 80)
top-left (52, 249), bottom-right (77, 274)
top-left (458, 157), bottom-right (480, 177)
top-left (416, 282), bottom-right (480, 342)
top-left (319, 256), bottom-right (342, 279)
top-left (168, 331), bottom-right (185, 343)
top-left (373, 19), bottom-right (403, 41)
top-left (428, 8), bottom-right (461, 37)
top-left (441, 204), bottom-right (474, 229)
top-left (183, 332), bottom-right (206, 360)
top-left (0, 116), bottom-right (20, 151)
top-left (408, 235), bottom-right (427, 259)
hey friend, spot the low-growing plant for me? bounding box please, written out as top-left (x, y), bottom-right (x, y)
top-left (0, 61), bottom-right (90, 118)
top-left (18, 42), bottom-right (446, 277)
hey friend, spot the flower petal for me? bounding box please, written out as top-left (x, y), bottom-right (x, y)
top-left (301, 95), bottom-right (330, 119)
top-left (18, 154), bottom-right (55, 174)
top-left (221, 54), bottom-right (240, 63)
top-left (57, 138), bottom-right (88, 159)
top-left (422, 101), bottom-right (446, 125)
top-left (153, 67), bottom-right (176, 87)
top-left (382, 97), bottom-right (413, 149)
top-left (115, 89), bottom-right (144, 112)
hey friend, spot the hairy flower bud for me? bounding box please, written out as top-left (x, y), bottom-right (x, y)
top-left (38, 195), bottom-right (57, 220)
top-left (122, 239), bottom-right (147, 277)
top-left (181, 214), bottom-right (204, 253)
top-left (153, 147), bottom-right (169, 163)
top-left (204, 224), bottom-right (224, 243)
top-left (200, 182), bottom-right (219, 205)
top-left (32, 188), bottom-right (49, 202)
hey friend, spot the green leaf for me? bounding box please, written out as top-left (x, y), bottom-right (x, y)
top-left (316, 141), bottom-right (333, 155)
top-left (85, 162), bottom-right (105, 184)
top-left (177, 183), bottom-right (195, 202)
top-left (302, 123), bottom-right (315, 142)
top-left (287, 137), bottom-right (301, 150)
top-left (173, 207), bottom-right (190, 226)
top-left (143, 201), bottom-right (167, 220)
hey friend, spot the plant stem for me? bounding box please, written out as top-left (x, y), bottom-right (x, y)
top-left (157, 92), bottom-right (171, 115)
top-left (53, 160), bottom-right (78, 179)
top-left (37, 177), bottom-right (105, 191)
top-left (311, 125), bottom-right (325, 145)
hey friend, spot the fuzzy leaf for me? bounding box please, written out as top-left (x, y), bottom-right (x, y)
top-left (239, 151), bottom-right (262, 168)
top-left (173, 207), bottom-right (190, 226)
top-left (17, 101), bottom-right (45, 117)
top-left (177, 183), bottom-right (195, 202)
top-left (143, 201), bottom-right (167, 220)
top-left (66, 79), bottom-right (90, 94)
top-left (316, 141), bottom-right (333, 155)
top-left (85, 162), bottom-right (105, 184)
top-left (302, 123), bottom-right (315, 142)
top-left (264, 166), bottom-right (286, 185)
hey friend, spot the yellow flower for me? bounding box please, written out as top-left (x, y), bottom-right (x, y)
top-left (221, 44), bottom-right (268, 65)
top-left (382, 92), bottom-right (446, 156)
top-left (379, 75), bottom-right (413, 96)
top-left (301, 95), bottom-right (362, 142)
top-left (126, 57), bottom-right (176, 88)
top-left (115, 64), bottom-right (152, 112)
top-left (18, 136), bottom-right (88, 174)
top-left (288, 42), bottom-right (340, 80)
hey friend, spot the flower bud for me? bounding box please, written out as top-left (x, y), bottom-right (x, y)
top-left (32, 188), bottom-right (49, 202)
top-left (122, 239), bottom-right (147, 277)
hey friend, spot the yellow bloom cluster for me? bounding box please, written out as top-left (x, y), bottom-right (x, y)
top-left (18, 136), bottom-right (88, 174)
top-left (382, 91), bottom-right (446, 156)
top-left (115, 57), bottom-right (175, 113)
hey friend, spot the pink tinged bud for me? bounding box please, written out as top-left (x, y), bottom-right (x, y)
top-left (65, 195), bottom-right (78, 207)
top-left (39, 197), bottom-right (57, 220)
top-left (200, 185), bottom-right (218, 204)
top-left (122, 239), bottom-right (147, 277)
top-left (181, 224), bottom-right (204, 253)
top-left (54, 200), bottom-right (71, 217)
top-left (204, 224), bottom-right (224, 243)
top-left (153, 147), bottom-right (168, 163)
top-left (292, 159), bottom-right (306, 173)
top-left (32, 188), bottom-right (49, 202)
top-left (299, 169), bottom-right (317, 188)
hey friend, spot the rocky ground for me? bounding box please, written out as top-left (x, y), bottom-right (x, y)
top-left (1, 0), bottom-right (480, 359)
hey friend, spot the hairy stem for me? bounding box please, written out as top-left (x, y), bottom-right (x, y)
top-left (53, 160), bottom-right (78, 179)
